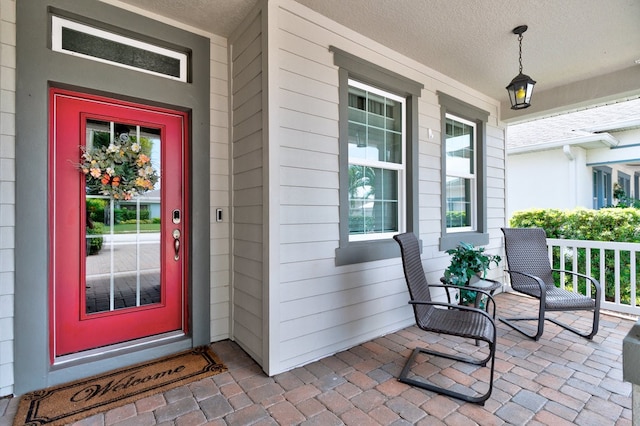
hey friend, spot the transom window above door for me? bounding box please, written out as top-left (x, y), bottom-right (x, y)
top-left (51, 15), bottom-right (188, 82)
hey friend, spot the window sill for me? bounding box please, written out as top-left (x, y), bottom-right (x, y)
top-left (336, 237), bottom-right (417, 266)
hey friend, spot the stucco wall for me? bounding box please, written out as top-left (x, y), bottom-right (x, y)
top-left (507, 140), bottom-right (640, 220)
top-left (0, 0), bottom-right (15, 398)
top-left (507, 147), bottom-right (591, 218)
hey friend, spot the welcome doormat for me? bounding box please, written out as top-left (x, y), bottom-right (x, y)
top-left (13, 346), bottom-right (226, 426)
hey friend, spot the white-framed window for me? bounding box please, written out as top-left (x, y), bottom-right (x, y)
top-left (618, 172), bottom-right (631, 199)
top-left (51, 15), bottom-right (188, 82)
top-left (445, 113), bottom-right (477, 233)
top-left (347, 80), bottom-right (406, 241)
top-left (593, 167), bottom-right (612, 209)
top-left (438, 92), bottom-right (489, 251)
top-left (331, 46), bottom-right (423, 265)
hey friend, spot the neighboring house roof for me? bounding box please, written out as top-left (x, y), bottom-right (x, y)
top-left (507, 97), bottom-right (640, 154)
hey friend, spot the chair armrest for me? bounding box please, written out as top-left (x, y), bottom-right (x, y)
top-left (504, 269), bottom-right (547, 302)
top-left (408, 299), bottom-right (497, 325)
top-left (424, 284), bottom-right (497, 318)
top-left (438, 277), bottom-right (455, 305)
top-left (552, 269), bottom-right (602, 298)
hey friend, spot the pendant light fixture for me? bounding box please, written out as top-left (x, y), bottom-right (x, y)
top-left (506, 25), bottom-right (536, 110)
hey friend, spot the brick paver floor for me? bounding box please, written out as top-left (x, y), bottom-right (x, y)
top-left (1, 292), bottom-right (635, 425)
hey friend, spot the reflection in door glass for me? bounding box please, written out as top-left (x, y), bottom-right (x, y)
top-left (84, 119), bottom-right (162, 314)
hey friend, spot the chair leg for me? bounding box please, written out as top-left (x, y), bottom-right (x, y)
top-left (499, 316), bottom-right (544, 341)
top-left (499, 295), bottom-right (545, 340)
top-left (500, 306), bottom-right (599, 340)
top-left (398, 344), bottom-right (495, 405)
top-left (546, 308), bottom-right (599, 340)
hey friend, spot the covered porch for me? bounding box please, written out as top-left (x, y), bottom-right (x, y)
top-left (1, 292), bottom-right (634, 425)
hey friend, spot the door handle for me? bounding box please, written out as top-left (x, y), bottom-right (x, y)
top-left (172, 229), bottom-right (181, 261)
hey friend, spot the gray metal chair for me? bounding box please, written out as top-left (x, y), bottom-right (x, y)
top-left (501, 227), bottom-right (601, 341)
top-left (393, 232), bottom-right (496, 405)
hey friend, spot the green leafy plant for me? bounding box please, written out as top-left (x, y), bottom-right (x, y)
top-left (443, 242), bottom-right (501, 286)
top-left (443, 242), bottom-right (501, 305)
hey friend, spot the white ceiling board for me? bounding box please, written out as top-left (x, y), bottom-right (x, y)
top-left (114, 0), bottom-right (259, 36)
top-left (112, 0), bottom-right (640, 118)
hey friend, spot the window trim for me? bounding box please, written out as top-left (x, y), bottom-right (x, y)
top-left (593, 166), bottom-right (612, 209)
top-left (618, 171), bottom-right (631, 198)
top-left (438, 92), bottom-right (489, 251)
top-left (331, 47), bottom-right (423, 265)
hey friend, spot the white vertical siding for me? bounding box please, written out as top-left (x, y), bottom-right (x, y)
top-left (210, 35), bottom-right (231, 342)
top-left (266, 0), bottom-right (506, 374)
top-left (0, 0), bottom-right (15, 398)
top-left (230, 11), bottom-right (265, 364)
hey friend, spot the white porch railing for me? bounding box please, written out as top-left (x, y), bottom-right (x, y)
top-left (542, 238), bottom-right (640, 316)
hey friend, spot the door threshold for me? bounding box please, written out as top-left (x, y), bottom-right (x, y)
top-left (52, 331), bottom-right (187, 368)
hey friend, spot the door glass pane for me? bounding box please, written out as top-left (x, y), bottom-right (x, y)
top-left (84, 119), bottom-right (162, 314)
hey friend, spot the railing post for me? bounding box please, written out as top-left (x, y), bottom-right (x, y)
top-left (623, 319), bottom-right (640, 424)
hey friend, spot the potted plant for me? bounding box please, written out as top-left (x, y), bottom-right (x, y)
top-left (443, 242), bottom-right (501, 305)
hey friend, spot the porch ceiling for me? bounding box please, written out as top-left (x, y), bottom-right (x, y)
top-left (112, 0), bottom-right (640, 122)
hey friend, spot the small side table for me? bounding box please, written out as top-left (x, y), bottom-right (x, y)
top-left (439, 276), bottom-right (501, 309)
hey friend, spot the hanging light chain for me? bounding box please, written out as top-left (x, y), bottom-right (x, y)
top-left (518, 32), bottom-right (524, 74)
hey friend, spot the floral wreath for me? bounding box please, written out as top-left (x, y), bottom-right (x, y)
top-left (78, 134), bottom-right (159, 200)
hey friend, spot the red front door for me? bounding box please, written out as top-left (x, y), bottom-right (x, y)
top-left (50, 88), bottom-right (188, 358)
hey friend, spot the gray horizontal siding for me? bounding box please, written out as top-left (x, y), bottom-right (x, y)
top-left (267, 1), bottom-right (505, 375)
top-left (230, 11), bottom-right (264, 364)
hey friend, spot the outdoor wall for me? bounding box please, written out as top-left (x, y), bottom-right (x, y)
top-left (507, 146), bottom-right (592, 219)
top-left (589, 127), bottom-right (640, 200)
top-left (11, 0), bottom-right (214, 395)
top-left (228, 6), bottom-right (265, 365)
top-left (264, 0), bottom-right (506, 375)
top-left (209, 29), bottom-right (232, 345)
top-left (0, 0), bottom-right (15, 398)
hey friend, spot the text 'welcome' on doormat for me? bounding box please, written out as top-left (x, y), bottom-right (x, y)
top-left (13, 346), bottom-right (226, 426)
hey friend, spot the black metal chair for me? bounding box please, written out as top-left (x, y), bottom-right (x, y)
top-left (501, 227), bottom-right (601, 341)
top-left (393, 232), bottom-right (497, 405)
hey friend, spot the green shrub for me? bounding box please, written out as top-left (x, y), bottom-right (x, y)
top-left (86, 222), bottom-right (104, 255)
top-left (510, 208), bottom-right (640, 304)
top-left (446, 211), bottom-right (468, 228)
top-left (113, 208), bottom-right (150, 223)
top-left (510, 208), bottom-right (640, 242)
top-left (86, 198), bottom-right (107, 224)
top-left (119, 219), bottom-right (153, 225)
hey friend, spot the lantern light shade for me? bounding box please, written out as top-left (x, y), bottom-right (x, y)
top-left (506, 25), bottom-right (536, 110)
top-left (506, 72), bottom-right (536, 110)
